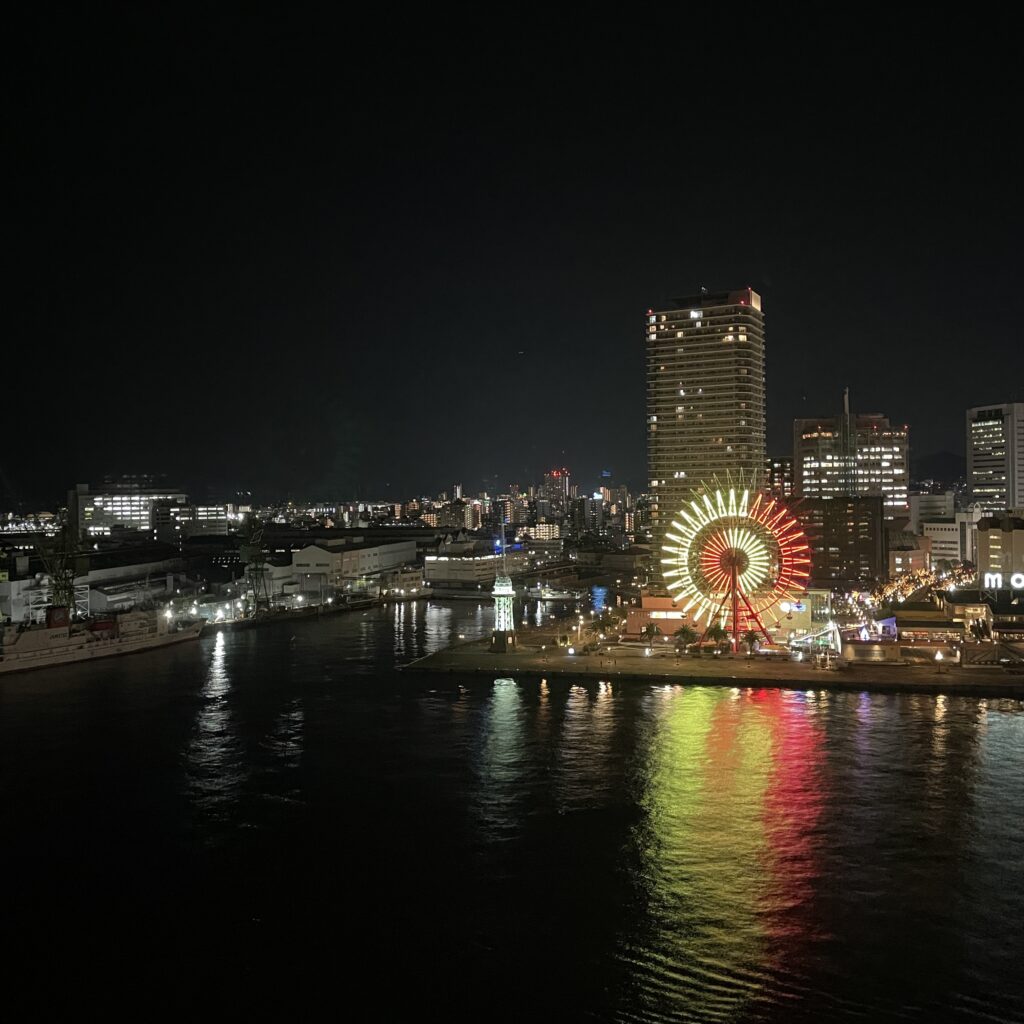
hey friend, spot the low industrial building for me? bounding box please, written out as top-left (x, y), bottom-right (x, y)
top-left (424, 551), bottom-right (527, 591)
top-left (235, 537), bottom-right (419, 607)
top-left (379, 565), bottom-right (425, 597)
top-left (292, 539), bottom-right (416, 584)
top-left (1, 551), bottom-right (188, 623)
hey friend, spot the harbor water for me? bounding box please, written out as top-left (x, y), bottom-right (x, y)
top-left (2, 599), bottom-right (1022, 1020)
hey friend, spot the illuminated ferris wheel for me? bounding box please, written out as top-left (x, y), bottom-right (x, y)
top-left (661, 483), bottom-right (811, 650)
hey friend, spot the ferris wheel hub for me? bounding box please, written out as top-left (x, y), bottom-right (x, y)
top-left (718, 548), bottom-right (749, 574)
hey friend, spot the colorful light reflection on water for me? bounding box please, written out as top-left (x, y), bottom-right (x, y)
top-left (1, 603), bottom-right (1022, 1020)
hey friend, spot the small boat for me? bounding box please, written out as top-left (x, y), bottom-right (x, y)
top-left (532, 587), bottom-right (580, 601)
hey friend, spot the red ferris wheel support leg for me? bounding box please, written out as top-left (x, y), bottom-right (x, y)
top-left (698, 588), bottom-right (731, 646)
top-left (731, 563), bottom-right (740, 653)
top-left (737, 587), bottom-right (772, 645)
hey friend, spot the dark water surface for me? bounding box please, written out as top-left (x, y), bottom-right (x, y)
top-left (2, 600), bottom-right (1023, 1020)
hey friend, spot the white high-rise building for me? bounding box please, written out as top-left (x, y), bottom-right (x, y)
top-left (909, 492), bottom-right (955, 535)
top-left (921, 507), bottom-right (984, 567)
top-left (967, 403), bottom-right (1024, 513)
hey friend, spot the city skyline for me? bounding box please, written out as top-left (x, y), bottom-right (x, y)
top-left (7, 14), bottom-right (1023, 507)
top-left (6, 15), bottom-right (1024, 1016)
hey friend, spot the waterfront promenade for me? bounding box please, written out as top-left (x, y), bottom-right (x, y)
top-left (405, 636), bottom-right (1024, 698)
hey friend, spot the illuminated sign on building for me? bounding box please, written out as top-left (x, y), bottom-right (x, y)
top-left (983, 572), bottom-right (1024, 590)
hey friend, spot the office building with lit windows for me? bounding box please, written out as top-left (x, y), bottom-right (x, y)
top-left (796, 496), bottom-right (887, 588)
top-left (72, 480), bottom-right (188, 537)
top-left (646, 287), bottom-right (766, 550)
top-left (793, 409), bottom-right (909, 519)
top-left (967, 403), bottom-right (1024, 512)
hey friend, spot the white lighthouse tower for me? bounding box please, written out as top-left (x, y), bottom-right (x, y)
top-left (491, 537), bottom-right (516, 652)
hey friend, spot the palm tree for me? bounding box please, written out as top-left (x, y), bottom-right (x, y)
top-left (742, 629), bottom-right (760, 656)
top-left (641, 623), bottom-right (661, 643)
top-left (704, 623), bottom-right (728, 651)
top-left (674, 625), bottom-right (698, 651)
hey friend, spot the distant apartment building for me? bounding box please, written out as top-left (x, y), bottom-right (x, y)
top-left (647, 286), bottom-right (766, 552)
top-left (539, 469), bottom-right (572, 510)
top-left (793, 396), bottom-right (908, 518)
top-left (523, 522), bottom-right (562, 540)
top-left (439, 500), bottom-right (478, 530)
top-left (570, 496), bottom-right (604, 537)
top-left (967, 403), bottom-right (1024, 512)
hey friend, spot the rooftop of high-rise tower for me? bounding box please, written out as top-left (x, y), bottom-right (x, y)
top-left (659, 287), bottom-right (761, 311)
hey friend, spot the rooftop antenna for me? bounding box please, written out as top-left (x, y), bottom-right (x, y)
top-left (840, 387), bottom-right (855, 495)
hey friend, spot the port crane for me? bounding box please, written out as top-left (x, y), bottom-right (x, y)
top-left (239, 517), bottom-right (272, 615)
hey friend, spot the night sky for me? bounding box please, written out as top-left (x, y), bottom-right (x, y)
top-left (7, 12), bottom-right (1023, 508)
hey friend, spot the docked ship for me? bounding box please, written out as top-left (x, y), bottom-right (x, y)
top-left (0, 606), bottom-right (203, 675)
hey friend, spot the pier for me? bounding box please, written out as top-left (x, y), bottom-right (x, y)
top-left (405, 635), bottom-right (1024, 698)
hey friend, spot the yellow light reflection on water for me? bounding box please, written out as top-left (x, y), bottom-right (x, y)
top-left (626, 687), bottom-right (825, 1018)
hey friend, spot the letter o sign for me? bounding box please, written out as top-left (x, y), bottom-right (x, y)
top-left (1011, 572), bottom-right (1024, 590)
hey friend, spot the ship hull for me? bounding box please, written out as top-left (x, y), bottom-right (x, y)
top-left (0, 622), bottom-right (204, 676)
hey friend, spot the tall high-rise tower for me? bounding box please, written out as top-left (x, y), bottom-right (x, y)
top-left (967, 403), bottom-right (1024, 512)
top-left (646, 287), bottom-right (766, 549)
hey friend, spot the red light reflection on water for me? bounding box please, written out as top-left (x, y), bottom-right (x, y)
top-left (758, 690), bottom-right (826, 949)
